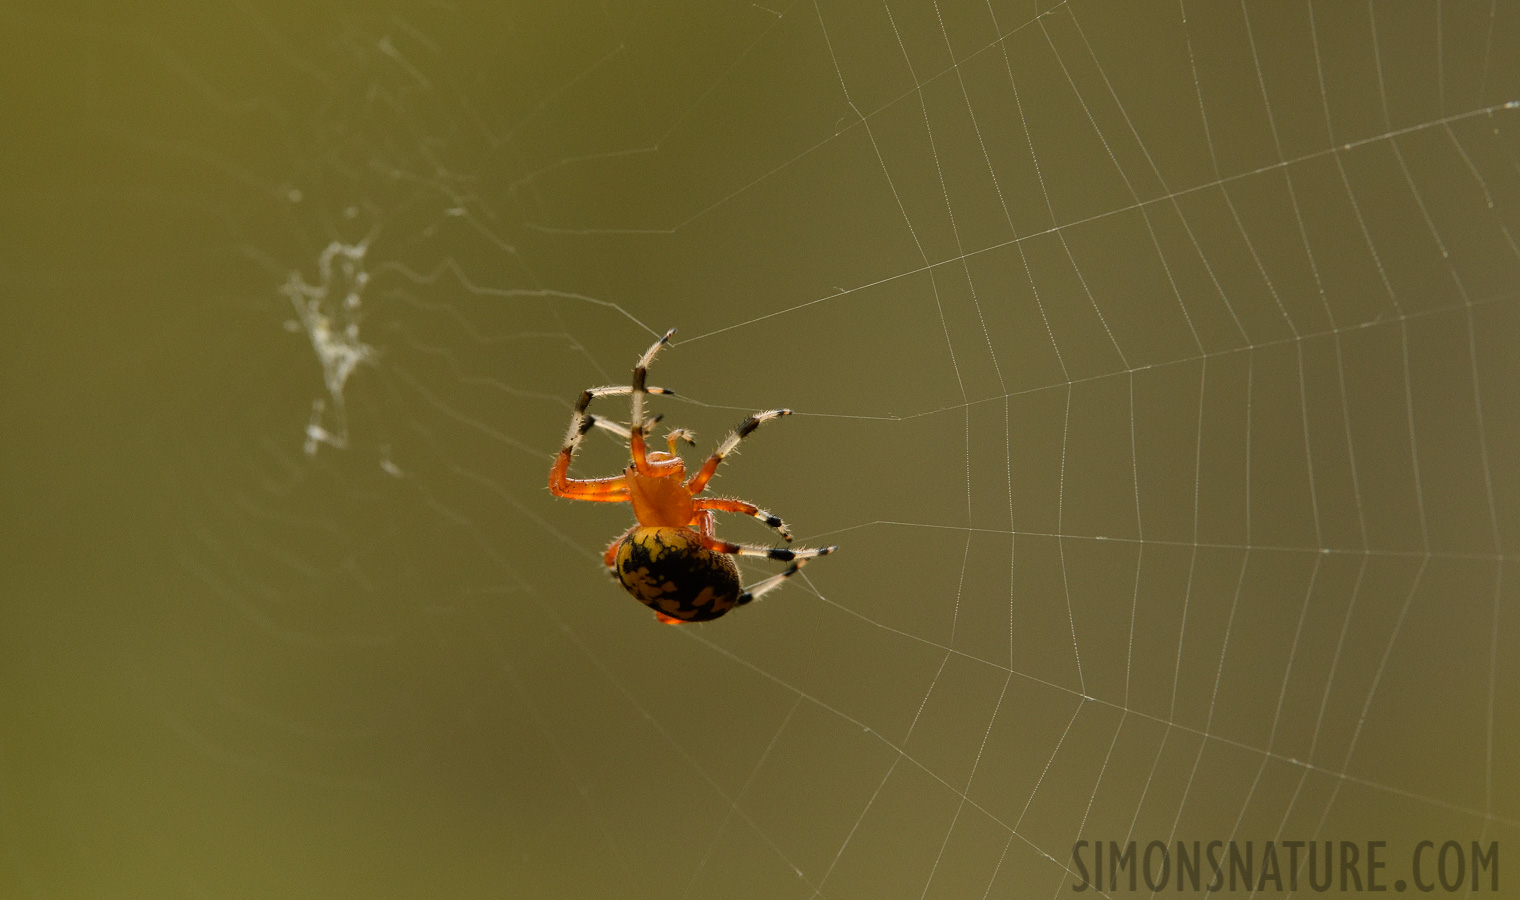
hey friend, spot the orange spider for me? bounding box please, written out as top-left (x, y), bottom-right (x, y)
top-left (549, 329), bottom-right (836, 624)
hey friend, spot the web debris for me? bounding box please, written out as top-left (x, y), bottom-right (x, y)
top-left (281, 240), bottom-right (375, 456)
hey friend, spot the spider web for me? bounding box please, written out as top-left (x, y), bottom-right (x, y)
top-left (6, 1), bottom-right (1518, 897)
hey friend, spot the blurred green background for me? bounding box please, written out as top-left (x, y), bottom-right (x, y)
top-left (3, 1), bottom-right (1516, 897)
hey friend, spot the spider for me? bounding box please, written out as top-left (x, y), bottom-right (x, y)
top-left (549, 329), bottom-right (836, 624)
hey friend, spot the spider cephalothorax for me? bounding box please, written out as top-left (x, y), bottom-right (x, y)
top-left (548, 329), bottom-right (835, 623)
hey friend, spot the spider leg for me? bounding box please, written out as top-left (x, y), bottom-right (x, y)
top-left (569, 386), bottom-right (673, 440)
top-left (550, 472), bottom-right (629, 502)
top-left (698, 535), bottom-right (835, 562)
top-left (562, 384), bottom-right (674, 455)
top-left (630, 329), bottom-right (676, 475)
top-left (734, 559), bottom-right (808, 608)
top-left (583, 413), bottom-right (662, 442)
top-left (693, 497), bottom-right (792, 541)
top-left (551, 414), bottom-right (630, 500)
top-left (548, 382), bottom-right (670, 501)
top-left (686, 409), bottom-right (791, 494)
top-left (585, 384), bottom-right (675, 403)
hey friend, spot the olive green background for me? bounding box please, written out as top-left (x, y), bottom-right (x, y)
top-left (3, 2), bottom-right (1517, 897)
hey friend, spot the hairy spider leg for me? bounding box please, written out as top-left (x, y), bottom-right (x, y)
top-left (693, 497), bottom-right (793, 541)
top-left (565, 384), bottom-right (673, 451)
top-left (735, 559), bottom-right (809, 607)
top-left (686, 409), bottom-right (792, 494)
top-left (581, 413), bottom-right (655, 442)
top-left (584, 415), bottom-right (693, 458)
top-left (696, 509), bottom-right (819, 559)
top-left (549, 383), bottom-right (670, 502)
top-left (571, 385), bottom-right (673, 439)
top-left (629, 329), bottom-right (676, 476)
top-left (583, 415), bottom-right (634, 441)
top-left (549, 414), bottom-right (628, 501)
top-left (697, 535), bottom-right (836, 562)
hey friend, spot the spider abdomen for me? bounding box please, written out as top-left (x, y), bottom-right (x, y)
top-left (614, 526), bottom-right (742, 623)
